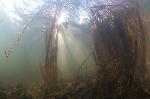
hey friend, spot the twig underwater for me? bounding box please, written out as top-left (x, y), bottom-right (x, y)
top-left (4, 17), bottom-right (34, 58)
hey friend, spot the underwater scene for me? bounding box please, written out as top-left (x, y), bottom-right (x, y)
top-left (0, 0), bottom-right (150, 99)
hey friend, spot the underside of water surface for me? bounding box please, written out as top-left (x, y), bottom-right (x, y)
top-left (0, 0), bottom-right (150, 99)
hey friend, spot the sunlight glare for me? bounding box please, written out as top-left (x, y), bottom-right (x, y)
top-left (57, 11), bottom-right (69, 24)
top-left (0, 0), bottom-right (21, 22)
top-left (0, 0), bottom-right (43, 22)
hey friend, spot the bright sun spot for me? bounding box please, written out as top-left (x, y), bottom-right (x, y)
top-left (57, 8), bottom-right (89, 25)
top-left (0, 0), bottom-right (90, 24)
top-left (57, 11), bottom-right (69, 24)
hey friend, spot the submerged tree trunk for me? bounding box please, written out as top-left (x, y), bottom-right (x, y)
top-left (41, 9), bottom-right (59, 92)
top-left (90, 1), bottom-right (150, 98)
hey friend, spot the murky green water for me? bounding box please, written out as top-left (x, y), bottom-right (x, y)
top-left (0, 0), bottom-right (149, 89)
top-left (0, 0), bottom-right (150, 98)
top-left (0, 0), bottom-right (97, 83)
